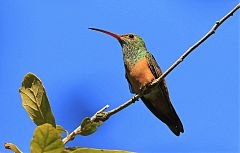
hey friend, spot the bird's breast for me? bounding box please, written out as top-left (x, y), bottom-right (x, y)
top-left (127, 57), bottom-right (155, 93)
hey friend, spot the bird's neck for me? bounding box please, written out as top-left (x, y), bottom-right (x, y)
top-left (122, 44), bottom-right (148, 69)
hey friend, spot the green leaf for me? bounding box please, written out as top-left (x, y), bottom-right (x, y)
top-left (31, 123), bottom-right (64, 153)
top-left (56, 125), bottom-right (69, 136)
top-left (79, 117), bottom-right (98, 136)
top-left (19, 73), bottom-right (56, 127)
top-left (64, 147), bottom-right (134, 153)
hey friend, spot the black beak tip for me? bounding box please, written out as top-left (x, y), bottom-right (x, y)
top-left (88, 28), bottom-right (98, 31)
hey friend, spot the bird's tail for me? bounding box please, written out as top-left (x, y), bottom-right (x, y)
top-left (141, 96), bottom-right (184, 136)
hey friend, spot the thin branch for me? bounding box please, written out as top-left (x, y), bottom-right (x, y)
top-left (62, 124), bottom-right (79, 144)
top-left (102, 94), bottom-right (141, 121)
top-left (97, 2), bottom-right (240, 122)
top-left (151, 3), bottom-right (240, 86)
top-left (91, 104), bottom-right (109, 121)
top-left (62, 105), bottom-right (110, 144)
top-left (63, 3), bottom-right (240, 145)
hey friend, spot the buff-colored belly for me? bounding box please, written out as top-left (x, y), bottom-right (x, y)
top-left (127, 57), bottom-right (155, 93)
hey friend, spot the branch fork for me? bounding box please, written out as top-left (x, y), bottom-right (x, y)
top-left (63, 3), bottom-right (240, 145)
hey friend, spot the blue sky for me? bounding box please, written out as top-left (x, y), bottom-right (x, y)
top-left (0, 1), bottom-right (239, 153)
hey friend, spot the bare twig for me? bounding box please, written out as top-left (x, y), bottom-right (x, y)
top-left (95, 2), bottom-right (240, 122)
top-left (151, 3), bottom-right (240, 87)
top-left (63, 3), bottom-right (240, 144)
top-left (62, 125), bottom-right (79, 144)
top-left (91, 104), bottom-right (109, 121)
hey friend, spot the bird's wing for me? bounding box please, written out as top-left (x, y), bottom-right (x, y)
top-left (143, 52), bottom-right (184, 135)
top-left (146, 53), bottom-right (170, 98)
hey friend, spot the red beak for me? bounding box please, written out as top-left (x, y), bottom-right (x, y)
top-left (89, 28), bottom-right (122, 41)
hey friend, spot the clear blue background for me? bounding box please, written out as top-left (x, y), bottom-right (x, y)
top-left (0, 1), bottom-right (239, 153)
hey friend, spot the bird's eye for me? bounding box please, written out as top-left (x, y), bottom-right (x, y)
top-left (129, 34), bottom-right (134, 39)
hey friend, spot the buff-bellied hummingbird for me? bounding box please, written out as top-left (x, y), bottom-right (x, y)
top-left (89, 28), bottom-right (184, 136)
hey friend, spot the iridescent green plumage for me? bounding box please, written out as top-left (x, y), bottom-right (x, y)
top-left (121, 34), bottom-right (148, 69)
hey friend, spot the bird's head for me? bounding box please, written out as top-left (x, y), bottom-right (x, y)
top-left (89, 28), bottom-right (148, 67)
top-left (89, 28), bottom-right (146, 49)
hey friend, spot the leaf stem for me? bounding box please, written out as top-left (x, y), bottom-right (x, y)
top-left (4, 143), bottom-right (23, 153)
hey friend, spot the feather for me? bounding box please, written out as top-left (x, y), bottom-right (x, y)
top-left (143, 52), bottom-right (184, 135)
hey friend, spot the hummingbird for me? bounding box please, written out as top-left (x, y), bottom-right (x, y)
top-left (89, 28), bottom-right (184, 136)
